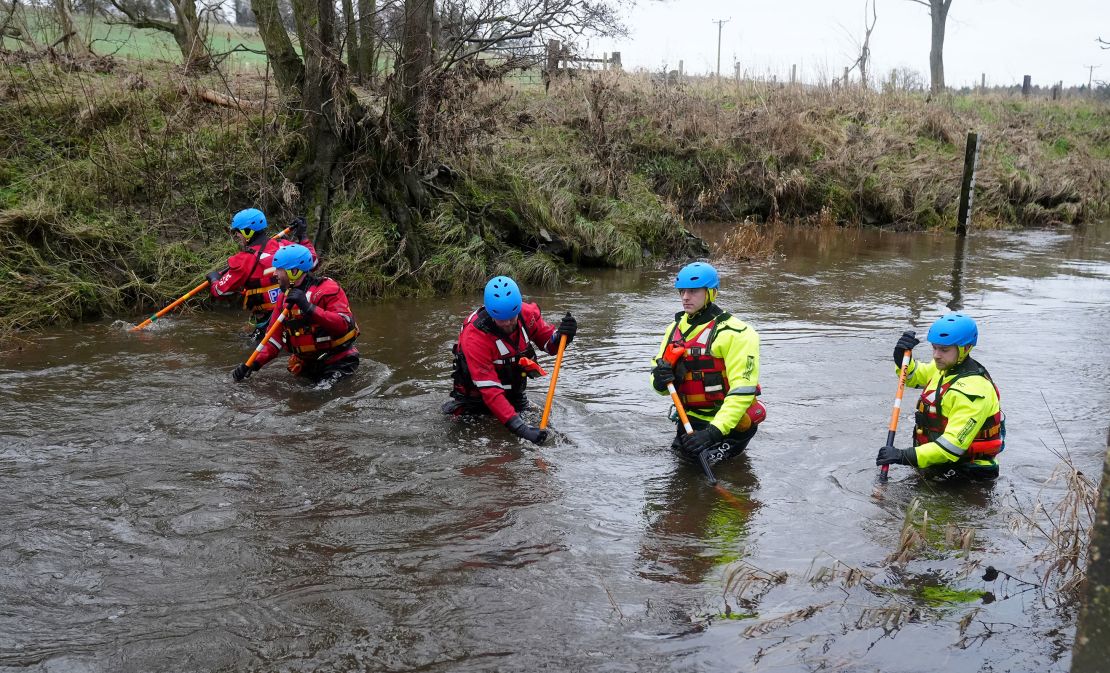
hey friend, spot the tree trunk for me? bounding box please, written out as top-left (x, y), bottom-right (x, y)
top-left (342, 0), bottom-right (358, 76)
top-left (251, 0), bottom-right (304, 94)
top-left (357, 0), bottom-right (376, 82)
top-left (289, 0), bottom-right (363, 251)
top-left (169, 0), bottom-right (210, 72)
top-left (928, 0), bottom-right (949, 93)
top-left (52, 0), bottom-right (88, 56)
top-left (395, 0), bottom-right (435, 162)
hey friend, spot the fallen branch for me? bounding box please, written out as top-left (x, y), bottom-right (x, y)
top-left (180, 84), bottom-right (267, 113)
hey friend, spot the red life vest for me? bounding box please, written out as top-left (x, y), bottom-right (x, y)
top-left (913, 360), bottom-right (1004, 461)
top-left (282, 277), bottom-right (359, 357)
top-left (240, 238), bottom-right (285, 312)
top-left (451, 309), bottom-right (537, 400)
top-left (669, 315), bottom-right (730, 409)
top-left (668, 312), bottom-right (764, 427)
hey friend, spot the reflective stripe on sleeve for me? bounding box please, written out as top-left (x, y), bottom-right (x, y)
top-left (936, 436), bottom-right (966, 456)
top-left (473, 380), bottom-right (505, 389)
top-left (727, 386), bottom-right (759, 396)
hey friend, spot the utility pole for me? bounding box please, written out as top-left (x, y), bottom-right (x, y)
top-left (712, 18), bottom-right (731, 83)
top-left (1085, 64), bottom-right (1100, 90)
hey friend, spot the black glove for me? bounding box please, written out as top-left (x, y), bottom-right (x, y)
top-left (651, 358), bottom-right (675, 391)
top-left (553, 312), bottom-right (577, 345)
top-left (285, 287), bottom-right (314, 314)
top-left (681, 425), bottom-right (723, 456)
top-left (876, 445), bottom-right (916, 466)
top-left (291, 216), bottom-right (308, 242)
top-left (507, 415), bottom-right (548, 445)
top-left (893, 330), bottom-right (919, 365)
top-left (232, 362), bottom-right (259, 382)
top-left (206, 270), bottom-right (222, 286)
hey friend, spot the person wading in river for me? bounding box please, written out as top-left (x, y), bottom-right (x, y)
top-left (207, 209), bottom-right (314, 341)
top-left (651, 262), bottom-right (766, 466)
top-left (231, 244), bottom-right (359, 386)
top-left (443, 276), bottom-right (578, 445)
top-left (877, 313), bottom-right (1005, 481)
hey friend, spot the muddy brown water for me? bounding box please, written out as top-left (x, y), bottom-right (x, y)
top-left (2, 224), bottom-right (1109, 672)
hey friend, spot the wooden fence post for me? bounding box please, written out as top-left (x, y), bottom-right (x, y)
top-left (610, 52), bottom-right (621, 71)
top-left (1022, 75), bottom-right (1031, 97)
top-left (956, 131), bottom-right (981, 237)
top-left (791, 63), bottom-right (796, 85)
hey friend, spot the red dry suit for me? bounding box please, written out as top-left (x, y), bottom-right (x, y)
top-left (253, 276), bottom-right (359, 372)
top-left (210, 237), bottom-right (316, 313)
top-left (449, 303), bottom-right (558, 423)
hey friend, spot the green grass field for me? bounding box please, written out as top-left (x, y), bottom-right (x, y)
top-left (3, 10), bottom-right (272, 71)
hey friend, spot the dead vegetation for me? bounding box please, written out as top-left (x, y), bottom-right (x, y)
top-left (532, 74), bottom-right (1109, 231)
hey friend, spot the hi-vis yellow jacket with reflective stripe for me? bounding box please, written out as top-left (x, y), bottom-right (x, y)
top-left (902, 357), bottom-right (1002, 468)
top-left (652, 308), bottom-right (760, 435)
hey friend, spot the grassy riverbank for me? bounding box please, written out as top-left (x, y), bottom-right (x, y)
top-left (2, 54), bottom-right (1108, 335)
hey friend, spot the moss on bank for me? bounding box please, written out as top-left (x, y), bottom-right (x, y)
top-left (2, 57), bottom-right (1108, 335)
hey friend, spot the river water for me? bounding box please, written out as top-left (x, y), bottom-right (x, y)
top-left (2, 223), bottom-right (1109, 672)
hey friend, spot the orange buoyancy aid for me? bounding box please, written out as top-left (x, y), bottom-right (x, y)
top-left (913, 360), bottom-right (1004, 461)
top-left (240, 238), bottom-right (283, 312)
top-left (451, 309), bottom-right (537, 399)
top-left (282, 278), bottom-right (359, 356)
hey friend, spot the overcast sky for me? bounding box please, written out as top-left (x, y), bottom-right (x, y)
top-left (588, 0), bottom-right (1109, 87)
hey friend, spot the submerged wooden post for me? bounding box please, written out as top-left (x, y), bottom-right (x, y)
top-left (956, 131), bottom-right (981, 237)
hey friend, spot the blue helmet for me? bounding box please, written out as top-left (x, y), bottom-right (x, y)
top-left (484, 276), bottom-right (522, 320)
top-left (675, 262), bottom-right (720, 290)
top-left (927, 313), bottom-right (978, 347)
top-left (231, 208), bottom-right (267, 232)
top-left (271, 244), bottom-right (314, 272)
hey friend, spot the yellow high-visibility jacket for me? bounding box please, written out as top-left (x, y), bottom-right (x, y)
top-left (652, 306), bottom-right (760, 435)
top-left (903, 357), bottom-right (1002, 468)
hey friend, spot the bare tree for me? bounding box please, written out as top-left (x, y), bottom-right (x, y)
top-left (250, 0), bottom-right (302, 91)
top-left (906, 0), bottom-right (952, 92)
top-left (248, 0), bottom-right (624, 254)
top-left (52, 0), bottom-right (91, 54)
top-left (341, 0), bottom-right (358, 75)
top-left (233, 0), bottom-right (255, 26)
top-left (1099, 36), bottom-right (1109, 49)
top-left (843, 0), bottom-right (876, 88)
top-left (858, 0), bottom-right (876, 87)
top-left (356, 0), bottom-right (376, 80)
top-left (103, 0), bottom-right (215, 71)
